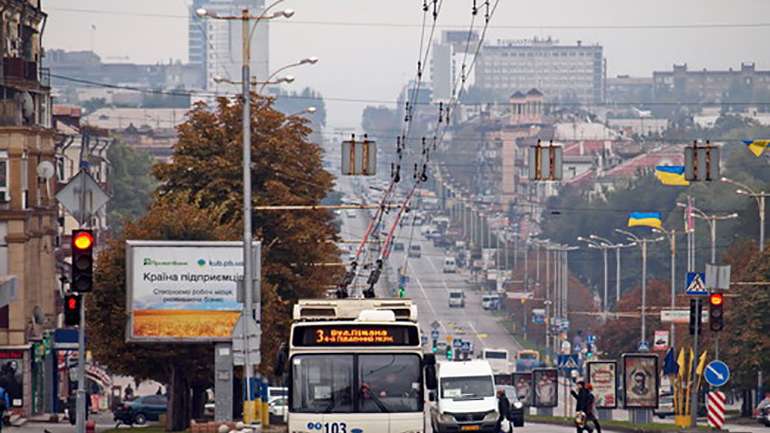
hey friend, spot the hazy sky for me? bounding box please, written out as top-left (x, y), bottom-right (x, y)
top-left (44, 0), bottom-right (770, 129)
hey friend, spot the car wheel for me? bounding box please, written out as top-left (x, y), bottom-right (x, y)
top-left (134, 413), bottom-right (147, 425)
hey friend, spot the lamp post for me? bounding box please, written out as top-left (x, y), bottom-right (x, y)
top-left (721, 176), bottom-right (769, 249)
top-left (196, 2), bottom-right (293, 413)
top-left (577, 236), bottom-right (610, 313)
top-left (589, 235), bottom-right (635, 307)
top-left (615, 229), bottom-right (663, 350)
top-left (651, 227), bottom-right (679, 349)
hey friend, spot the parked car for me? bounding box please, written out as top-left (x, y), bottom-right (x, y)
top-left (268, 397), bottom-right (288, 424)
top-left (393, 241), bottom-right (405, 251)
top-left (500, 385), bottom-right (526, 427)
top-left (268, 386), bottom-right (288, 403)
top-left (654, 393), bottom-right (674, 419)
top-left (113, 395), bottom-right (167, 425)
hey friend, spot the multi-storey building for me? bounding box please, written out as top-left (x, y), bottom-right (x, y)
top-left (475, 37), bottom-right (605, 104)
top-left (0, 0), bottom-right (58, 416)
top-left (189, 0), bottom-right (269, 91)
top-left (653, 62), bottom-right (770, 105)
top-left (430, 31), bottom-right (480, 101)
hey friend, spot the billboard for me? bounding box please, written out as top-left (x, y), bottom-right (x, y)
top-left (513, 372), bottom-right (533, 406)
top-left (126, 241), bottom-right (260, 342)
top-left (622, 354), bottom-right (659, 409)
top-left (532, 368), bottom-right (558, 407)
top-left (586, 361), bottom-right (618, 409)
top-left (0, 351), bottom-right (23, 407)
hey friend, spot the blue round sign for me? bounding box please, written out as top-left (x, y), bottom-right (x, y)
top-left (704, 360), bottom-right (730, 387)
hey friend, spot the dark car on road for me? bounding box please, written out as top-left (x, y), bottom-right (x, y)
top-left (113, 395), bottom-right (167, 425)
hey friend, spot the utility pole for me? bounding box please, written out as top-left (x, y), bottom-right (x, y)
top-left (75, 132), bottom-right (89, 433)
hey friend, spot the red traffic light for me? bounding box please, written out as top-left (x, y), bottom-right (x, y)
top-left (709, 293), bottom-right (724, 306)
top-left (67, 297), bottom-right (78, 310)
top-left (72, 231), bottom-right (94, 250)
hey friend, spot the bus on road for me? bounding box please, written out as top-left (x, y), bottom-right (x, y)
top-left (278, 298), bottom-right (437, 433)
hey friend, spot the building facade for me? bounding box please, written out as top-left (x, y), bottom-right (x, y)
top-left (653, 62), bottom-right (770, 104)
top-left (189, 0), bottom-right (269, 91)
top-left (0, 0), bottom-right (59, 416)
top-left (430, 31), bottom-right (480, 101)
top-left (475, 37), bottom-right (605, 104)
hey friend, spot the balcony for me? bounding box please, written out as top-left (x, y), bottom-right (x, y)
top-left (1, 58), bottom-right (47, 89)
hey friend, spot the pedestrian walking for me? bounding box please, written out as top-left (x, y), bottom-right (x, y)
top-left (495, 388), bottom-right (512, 433)
top-left (585, 383), bottom-right (602, 433)
top-left (571, 380), bottom-right (593, 433)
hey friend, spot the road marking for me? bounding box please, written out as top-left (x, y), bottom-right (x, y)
top-left (467, 320), bottom-right (486, 350)
top-left (413, 272), bottom-right (447, 333)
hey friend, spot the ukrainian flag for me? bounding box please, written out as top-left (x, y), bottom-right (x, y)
top-left (744, 139), bottom-right (770, 157)
top-left (655, 165), bottom-right (689, 186)
top-left (628, 212), bottom-right (663, 229)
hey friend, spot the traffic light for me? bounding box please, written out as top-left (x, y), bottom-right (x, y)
top-left (64, 294), bottom-right (82, 327)
top-left (689, 298), bottom-right (702, 335)
top-left (71, 230), bottom-right (94, 292)
top-left (398, 286), bottom-right (406, 298)
top-left (446, 347), bottom-right (453, 361)
top-left (709, 292), bottom-right (724, 332)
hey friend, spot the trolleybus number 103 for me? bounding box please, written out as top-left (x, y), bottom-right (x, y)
top-left (306, 421), bottom-right (350, 433)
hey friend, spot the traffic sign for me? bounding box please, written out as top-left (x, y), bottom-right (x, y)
top-left (704, 360), bottom-right (730, 387)
top-left (661, 309), bottom-right (709, 323)
top-left (557, 354), bottom-right (579, 373)
top-left (431, 329), bottom-right (439, 340)
top-left (586, 335), bottom-right (596, 344)
top-left (431, 320), bottom-right (441, 330)
top-left (707, 391), bottom-right (726, 429)
top-left (232, 314), bottom-right (261, 366)
top-left (638, 340), bottom-right (650, 352)
top-left (421, 335), bottom-right (428, 345)
top-left (686, 272), bottom-right (708, 296)
top-left (461, 341), bottom-right (471, 353)
top-left (452, 338), bottom-right (463, 348)
top-left (56, 170), bottom-right (110, 225)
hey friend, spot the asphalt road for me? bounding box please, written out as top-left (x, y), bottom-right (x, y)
top-left (336, 177), bottom-right (522, 360)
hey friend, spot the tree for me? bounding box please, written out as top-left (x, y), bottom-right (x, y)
top-left (153, 95), bottom-right (341, 375)
top-left (106, 140), bottom-right (156, 234)
top-left (722, 240), bottom-right (770, 389)
top-left (89, 197), bottom-right (233, 431)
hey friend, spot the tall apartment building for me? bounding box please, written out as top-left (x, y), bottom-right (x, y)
top-left (189, 0), bottom-right (269, 91)
top-left (0, 0), bottom-right (59, 416)
top-left (475, 37), bottom-right (605, 104)
top-left (430, 31), bottom-right (480, 101)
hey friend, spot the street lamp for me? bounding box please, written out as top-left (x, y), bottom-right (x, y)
top-left (615, 229), bottom-right (663, 350)
top-left (721, 176), bottom-right (769, 249)
top-left (260, 57), bottom-right (319, 92)
top-left (675, 202), bottom-right (738, 264)
top-left (213, 74), bottom-right (296, 86)
top-left (650, 226), bottom-right (679, 348)
top-left (197, 2), bottom-right (294, 412)
top-left (288, 106), bottom-right (317, 117)
top-left (589, 235), bottom-right (635, 305)
top-left (577, 236), bottom-right (610, 313)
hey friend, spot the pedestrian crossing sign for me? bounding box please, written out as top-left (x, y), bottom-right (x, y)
top-left (686, 272), bottom-right (707, 296)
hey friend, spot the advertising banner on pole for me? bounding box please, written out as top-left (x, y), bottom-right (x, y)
top-left (586, 361), bottom-right (618, 409)
top-left (513, 372), bottom-right (533, 406)
top-left (532, 368), bottom-right (558, 407)
top-left (126, 241), bottom-right (260, 342)
top-left (622, 354), bottom-right (659, 409)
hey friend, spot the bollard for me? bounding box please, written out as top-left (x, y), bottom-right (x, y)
top-left (261, 378), bottom-right (270, 427)
top-left (252, 377), bottom-right (261, 423)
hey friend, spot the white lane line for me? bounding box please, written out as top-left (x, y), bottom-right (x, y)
top-left (467, 320), bottom-right (486, 351)
top-left (413, 271), bottom-right (447, 334)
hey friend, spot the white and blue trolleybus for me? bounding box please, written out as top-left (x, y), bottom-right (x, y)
top-left (278, 299), bottom-right (437, 433)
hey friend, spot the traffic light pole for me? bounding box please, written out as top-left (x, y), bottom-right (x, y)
top-left (76, 137), bottom-right (89, 433)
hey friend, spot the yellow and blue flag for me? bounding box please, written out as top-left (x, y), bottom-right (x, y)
top-left (655, 165), bottom-right (690, 186)
top-left (628, 212), bottom-right (662, 229)
top-left (744, 140), bottom-right (770, 157)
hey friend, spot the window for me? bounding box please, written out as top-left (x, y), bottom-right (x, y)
top-left (291, 354), bottom-right (422, 414)
top-left (358, 354), bottom-right (421, 413)
top-left (440, 376), bottom-right (495, 400)
top-left (291, 355), bottom-right (354, 413)
top-left (0, 152), bottom-right (7, 202)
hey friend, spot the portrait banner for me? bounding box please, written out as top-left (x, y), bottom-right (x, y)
top-left (622, 354), bottom-right (659, 409)
top-left (513, 372), bottom-right (533, 406)
top-left (532, 368), bottom-right (558, 408)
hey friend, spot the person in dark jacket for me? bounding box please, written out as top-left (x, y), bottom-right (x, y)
top-left (495, 389), bottom-right (511, 433)
top-left (585, 383), bottom-right (601, 433)
top-left (571, 381), bottom-right (593, 433)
